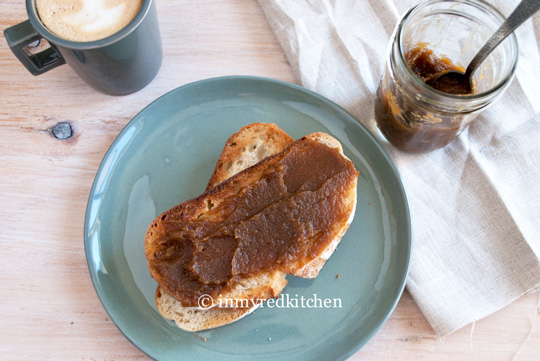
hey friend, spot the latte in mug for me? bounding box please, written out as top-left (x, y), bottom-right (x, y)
top-left (36, 0), bottom-right (143, 42)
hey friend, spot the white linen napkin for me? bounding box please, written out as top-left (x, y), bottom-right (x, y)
top-left (257, 0), bottom-right (540, 336)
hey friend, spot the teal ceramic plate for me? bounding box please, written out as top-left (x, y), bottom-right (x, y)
top-left (85, 76), bottom-right (411, 360)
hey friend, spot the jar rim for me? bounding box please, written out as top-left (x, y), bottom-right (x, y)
top-left (396, 0), bottom-right (519, 102)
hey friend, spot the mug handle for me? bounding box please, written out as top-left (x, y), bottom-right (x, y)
top-left (4, 20), bottom-right (65, 75)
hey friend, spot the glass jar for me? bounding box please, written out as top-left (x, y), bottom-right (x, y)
top-left (374, 0), bottom-right (518, 153)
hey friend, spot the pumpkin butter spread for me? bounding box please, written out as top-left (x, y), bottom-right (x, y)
top-left (146, 136), bottom-right (359, 307)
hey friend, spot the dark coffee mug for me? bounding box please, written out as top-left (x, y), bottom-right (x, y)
top-left (4, 0), bottom-right (162, 96)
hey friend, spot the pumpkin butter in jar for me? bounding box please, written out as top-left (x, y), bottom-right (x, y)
top-left (374, 0), bottom-right (518, 153)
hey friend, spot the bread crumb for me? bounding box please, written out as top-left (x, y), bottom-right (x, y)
top-left (201, 337), bottom-right (207, 341)
top-left (195, 334), bottom-right (199, 338)
top-left (336, 273), bottom-right (340, 279)
top-left (368, 202), bottom-right (371, 205)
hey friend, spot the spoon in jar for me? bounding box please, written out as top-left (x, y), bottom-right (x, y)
top-left (427, 0), bottom-right (540, 95)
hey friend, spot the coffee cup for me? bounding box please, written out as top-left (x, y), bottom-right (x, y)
top-left (4, 0), bottom-right (162, 95)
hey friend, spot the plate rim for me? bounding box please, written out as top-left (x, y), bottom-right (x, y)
top-left (84, 75), bottom-right (412, 360)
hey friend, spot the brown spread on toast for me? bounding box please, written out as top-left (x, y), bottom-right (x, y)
top-left (146, 136), bottom-right (358, 307)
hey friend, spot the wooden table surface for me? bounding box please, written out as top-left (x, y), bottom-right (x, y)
top-left (1, 1), bottom-right (539, 360)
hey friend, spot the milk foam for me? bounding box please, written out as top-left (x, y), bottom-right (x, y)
top-left (36, 0), bottom-right (142, 42)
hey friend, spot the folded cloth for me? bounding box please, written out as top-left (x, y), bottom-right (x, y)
top-left (257, 0), bottom-right (540, 336)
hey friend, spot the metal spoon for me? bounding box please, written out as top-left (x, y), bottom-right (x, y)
top-left (427, 0), bottom-right (540, 95)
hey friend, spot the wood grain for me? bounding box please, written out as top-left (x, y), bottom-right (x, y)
top-left (1, 0), bottom-right (538, 360)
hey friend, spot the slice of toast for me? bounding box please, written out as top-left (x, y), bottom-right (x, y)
top-left (149, 126), bottom-right (358, 332)
top-left (155, 123), bottom-right (293, 331)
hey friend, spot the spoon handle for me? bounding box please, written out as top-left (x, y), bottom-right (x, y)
top-left (466, 0), bottom-right (540, 77)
